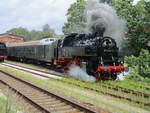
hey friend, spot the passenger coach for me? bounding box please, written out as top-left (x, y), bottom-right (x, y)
top-left (0, 42), bottom-right (7, 62)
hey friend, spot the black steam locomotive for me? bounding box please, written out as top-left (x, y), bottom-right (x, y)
top-left (56, 32), bottom-right (125, 80)
top-left (7, 31), bottom-right (125, 80)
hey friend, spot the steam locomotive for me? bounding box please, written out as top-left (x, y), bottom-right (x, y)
top-left (56, 32), bottom-right (125, 80)
top-left (7, 31), bottom-right (125, 80)
top-left (0, 42), bottom-right (7, 62)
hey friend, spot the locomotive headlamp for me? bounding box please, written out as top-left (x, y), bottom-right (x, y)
top-left (103, 67), bottom-right (108, 71)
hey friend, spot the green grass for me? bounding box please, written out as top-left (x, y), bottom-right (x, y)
top-left (0, 65), bottom-right (150, 112)
top-left (48, 76), bottom-right (150, 111)
top-left (103, 79), bottom-right (150, 94)
top-left (6, 60), bottom-right (149, 93)
top-left (0, 93), bottom-right (22, 113)
top-left (48, 78), bottom-right (150, 106)
top-left (50, 76), bottom-right (150, 96)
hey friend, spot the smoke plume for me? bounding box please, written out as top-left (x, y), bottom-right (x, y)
top-left (68, 64), bottom-right (96, 82)
top-left (117, 71), bottom-right (129, 81)
top-left (85, 0), bottom-right (126, 47)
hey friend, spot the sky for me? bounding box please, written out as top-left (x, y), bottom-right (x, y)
top-left (0, 0), bottom-right (76, 35)
top-left (0, 0), bottom-right (141, 35)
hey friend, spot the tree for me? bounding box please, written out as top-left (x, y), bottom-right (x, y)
top-left (43, 24), bottom-right (50, 32)
top-left (26, 30), bottom-right (42, 41)
top-left (6, 24), bottom-right (56, 41)
top-left (62, 0), bottom-right (117, 34)
top-left (113, 0), bottom-right (150, 55)
top-left (7, 27), bottom-right (29, 40)
top-left (42, 24), bottom-right (55, 38)
top-left (62, 0), bottom-right (87, 34)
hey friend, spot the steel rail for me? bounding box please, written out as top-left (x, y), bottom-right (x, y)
top-left (0, 70), bottom-right (109, 113)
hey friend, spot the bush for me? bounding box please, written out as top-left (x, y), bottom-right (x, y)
top-left (125, 66), bottom-right (144, 81)
top-left (125, 49), bottom-right (150, 80)
top-left (124, 55), bottom-right (139, 67)
top-left (138, 49), bottom-right (150, 78)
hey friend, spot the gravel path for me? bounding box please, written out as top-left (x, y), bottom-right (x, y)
top-left (1, 63), bottom-right (62, 79)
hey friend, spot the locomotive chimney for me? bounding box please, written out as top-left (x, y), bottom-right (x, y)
top-left (91, 22), bottom-right (106, 37)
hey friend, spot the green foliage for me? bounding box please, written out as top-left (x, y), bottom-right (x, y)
top-left (124, 55), bottom-right (139, 67)
top-left (0, 94), bottom-right (20, 113)
top-left (62, 0), bottom-right (112, 34)
top-left (62, 0), bottom-right (86, 34)
top-left (7, 27), bottom-right (29, 38)
top-left (125, 66), bottom-right (145, 81)
top-left (26, 25), bottom-right (55, 41)
top-left (7, 24), bottom-right (55, 41)
top-left (125, 49), bottom-right (150, 81)
top-left (138, 49), bottom-right (150, 78)
top-left (113, 0), bottom-right (150, 55)
top-left (42, 24), bottom-right (55, 37)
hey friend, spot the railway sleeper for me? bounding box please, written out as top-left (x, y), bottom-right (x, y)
top-left (38, 102), bottom-right (67, 109)
top-left (40, 100), bottom-right (62, 105)
top-left (32, 98), bottom-right (57, 103)
top-left (48, 105), bottom-right (75, 112)
top-left (50, 109), bottom-right (81, 113)
top-left (48, 102), bottom-right (67, 107)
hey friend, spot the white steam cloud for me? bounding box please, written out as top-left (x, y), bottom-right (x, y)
top-left (117, 67), bottom-right (129, 81)
top-left (85, 0), bottom-right (126, 47)
top-left (117, 72), bottom-right (129, 81)
top-left (68, 64), bottom-right (96, 82)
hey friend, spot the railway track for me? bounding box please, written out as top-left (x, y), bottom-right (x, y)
top-left (2, 62), bottom-right (150, 96)
top-left (55, 79), bottom-right (150, 106)
top-left (100, 82), bottom-right (150, 98)
top-left (1, 62), bottom-right (150, 107)
top-left (1, 62), bottom-right (64, 79)
top-left (0, 70), bottom-right (108, 113)
top-left (5, 62), bottom-right (67, 77)
top-left (3, 62), bottom-right (150, 91)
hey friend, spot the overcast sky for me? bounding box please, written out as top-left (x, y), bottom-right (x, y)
top-left (0, 0), bottom-right (76, 34)
top-left (0, 0), bottom-right (141, 35)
